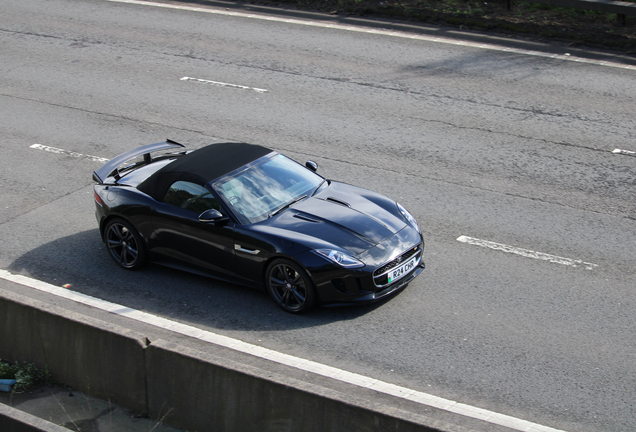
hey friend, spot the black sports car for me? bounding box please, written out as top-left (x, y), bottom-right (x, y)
top-left (92, 140), bottom-right (425, 313)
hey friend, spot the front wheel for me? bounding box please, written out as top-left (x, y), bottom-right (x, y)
top-left (104, 218), bottom-right (147, 270)
top-left (266, 259), bottom-right (316, 313)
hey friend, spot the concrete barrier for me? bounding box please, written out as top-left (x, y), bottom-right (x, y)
top-left (146, 340), bottom-right (449, 432)
top-left (0, 287), bottom-right (460, 432)
top-left (0, 289), bottom-right (148, 414)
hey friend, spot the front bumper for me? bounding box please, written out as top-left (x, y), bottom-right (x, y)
top-left (301, 226), bottom-right (425, 306)
top-left (334, 260), bottom-right (425, 305)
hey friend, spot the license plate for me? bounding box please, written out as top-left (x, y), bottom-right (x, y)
top-left (387, 255), bottom-right (418, 284)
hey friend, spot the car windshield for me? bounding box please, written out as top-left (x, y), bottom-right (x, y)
top-left (212, 154), bottom-right (323, 224)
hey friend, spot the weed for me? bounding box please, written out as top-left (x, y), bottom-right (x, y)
top-left (0, 359), bottom-right (54, 393)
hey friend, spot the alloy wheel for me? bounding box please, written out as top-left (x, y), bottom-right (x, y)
top-left (266, 260), bottom-right (315, 313)
top-left (105, 220), bottom-right (144, 269)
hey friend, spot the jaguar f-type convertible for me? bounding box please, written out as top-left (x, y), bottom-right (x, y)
top-left (92, 140), bottom-right (425, 313)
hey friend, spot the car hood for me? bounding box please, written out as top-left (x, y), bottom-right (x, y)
top-left (256, 182), bottom-right (408, 255)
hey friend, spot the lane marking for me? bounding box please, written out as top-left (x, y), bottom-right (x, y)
top-left (612, 148), bottom-right (636, 157)
top-left (0, 269), bottom-right (565, 432)
top-left (181, 76), bottom-right (268, 93)
top-left (457, 235), bottom-right (598, 270)
top-left (30, 144), bottom-right (109, 163)
top-left (107, 0), bottom-right (636, 72)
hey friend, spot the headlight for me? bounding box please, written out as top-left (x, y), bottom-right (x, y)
top-left (313, 249), bottom-right (365, 268)
top-left (397, 203), bottom-right (420, 233)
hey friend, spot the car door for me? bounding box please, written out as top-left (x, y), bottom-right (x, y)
top-left (150, 181), bottom-right (236, 277)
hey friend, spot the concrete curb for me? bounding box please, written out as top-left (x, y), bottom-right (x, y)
top-left (0, 403), bottom-right (68, 432)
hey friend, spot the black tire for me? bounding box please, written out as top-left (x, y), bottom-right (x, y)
top-left (266, 259), bottom-right (316, 313)
top-left (104, 218), bottom-right (147, 270)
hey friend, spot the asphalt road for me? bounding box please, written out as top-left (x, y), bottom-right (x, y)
top-left (1, 0), bottom-right (635, 431)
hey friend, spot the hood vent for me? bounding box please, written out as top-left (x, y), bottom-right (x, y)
top-left (293, 213), bottom-right (322, 223)
top-left (326, 197), bottom-right (351, 207)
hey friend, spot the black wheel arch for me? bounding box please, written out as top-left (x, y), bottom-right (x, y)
top-left (99, 213), bottom-right (150, 246)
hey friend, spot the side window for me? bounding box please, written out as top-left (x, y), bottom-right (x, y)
top-left (163, 181), bottom-right (220, 214)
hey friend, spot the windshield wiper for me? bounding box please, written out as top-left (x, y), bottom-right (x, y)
top-left (270, 195), bottom-right (307, 218)
top-left (311, 179), bottom-right (327, 197)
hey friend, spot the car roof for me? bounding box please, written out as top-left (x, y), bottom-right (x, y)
top-left (138, 142), bottom-right (273, 201)
top-left (162, 142), bottom-right (272, 180)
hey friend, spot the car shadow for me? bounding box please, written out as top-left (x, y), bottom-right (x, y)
top-left (7, 230), bottom-right (402, 332)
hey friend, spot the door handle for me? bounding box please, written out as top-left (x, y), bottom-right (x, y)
top-left (234, 244), bottom-right (260, 255)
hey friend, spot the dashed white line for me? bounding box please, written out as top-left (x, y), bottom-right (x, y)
top-left (107, 0), bottom-right (636, 72)
top-left (181, 76), bottom-right (268, 93)
top-left (30, 144), bottom-right (109, 163)
top-left (457, 235), bottom-right (598, 270)
top-left (0, 269), bottom-right (566, 432)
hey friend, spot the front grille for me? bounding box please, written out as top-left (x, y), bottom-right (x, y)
top-left (373, 245), bottom-right (421, 287)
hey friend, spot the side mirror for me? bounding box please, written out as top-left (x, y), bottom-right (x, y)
top-left (199, 209), bottom-right (227, 223)
top-left (305, 161), bottom-right (318, 172)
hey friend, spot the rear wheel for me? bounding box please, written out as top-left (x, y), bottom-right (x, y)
top-left (104, 218), bottom-right (146, 270)
top-left (266, 259), bottom-right (316, 313)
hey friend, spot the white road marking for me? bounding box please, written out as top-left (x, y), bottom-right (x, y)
top-left (181, 76), bottom-right (268, 93)
top-left (0, 269), bottom-right (566, 432)
top-left (107, 0), bottom-right (636, 72)
top-left (612, 148), bottom-right (636, 156)
top-left (30, 144), bottom-right (109, 163)
top-left (457, 235), bottom-right (598, 270)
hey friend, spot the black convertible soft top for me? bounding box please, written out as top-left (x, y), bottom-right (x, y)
top-left (138, 142), bottom-right (273, 201)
